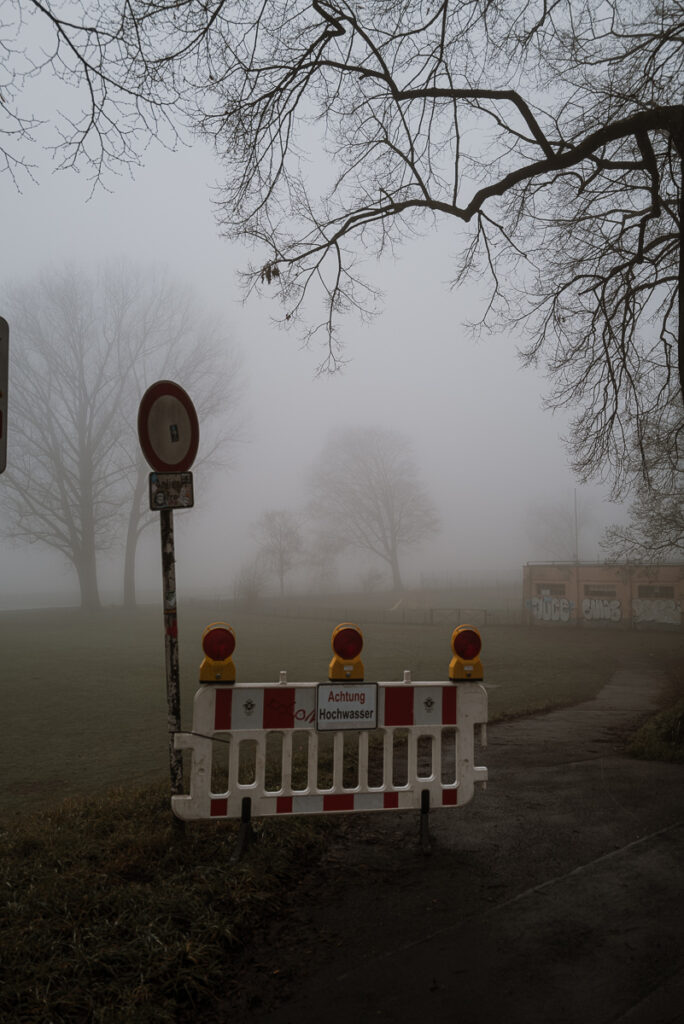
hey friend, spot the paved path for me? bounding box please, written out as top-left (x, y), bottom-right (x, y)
top-left (239, 666), bottom-right (684, 1024)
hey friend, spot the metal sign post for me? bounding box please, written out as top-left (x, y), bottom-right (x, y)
top-left (160, 507), bottom-right (183, 799)
top-left (137, 381), bottom-right (200, 815)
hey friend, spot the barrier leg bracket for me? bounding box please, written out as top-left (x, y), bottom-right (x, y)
top-left (419, 789), bottom-right (432, 855)
top-left (232, 797), bottom-right (255, 863)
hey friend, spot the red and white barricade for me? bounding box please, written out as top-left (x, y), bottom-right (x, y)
top-left (172, 678), bottom-right (488, 821)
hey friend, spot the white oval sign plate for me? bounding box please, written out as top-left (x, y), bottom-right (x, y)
top-left (138, 380), bottom-right (200, 472)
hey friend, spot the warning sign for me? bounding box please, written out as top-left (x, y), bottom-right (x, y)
top-left (316, 683), bottom-right (378, 731)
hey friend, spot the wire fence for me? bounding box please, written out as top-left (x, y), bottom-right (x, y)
top-left (253, 602), bottom-right (524, 627)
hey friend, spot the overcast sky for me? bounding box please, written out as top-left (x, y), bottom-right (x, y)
top-left (1, 115), bottom-right (625, 607)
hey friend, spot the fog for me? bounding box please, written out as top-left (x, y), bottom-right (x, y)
top-left (0, 138), bottom-right (626, 609)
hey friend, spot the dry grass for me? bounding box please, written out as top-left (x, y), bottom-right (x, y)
top-left (0, 781), bottom-right (334, 1023)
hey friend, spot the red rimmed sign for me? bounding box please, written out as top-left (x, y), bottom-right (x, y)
top-left (137, 380), bottom-right (199, 472)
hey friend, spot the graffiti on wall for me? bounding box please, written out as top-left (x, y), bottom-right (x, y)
top-left (633, 598), bottom-right (681, 626)
top-left (530, 595), bottom-right (625, 623)
top-left (582, 598), bottom-right (622, 622)
top-left (528, 585), bottom-right (679, 622)
top-left (531, 596), bottom-right (572, 623)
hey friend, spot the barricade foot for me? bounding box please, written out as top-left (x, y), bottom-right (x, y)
top-left (419, 789), bottom-right (432, 856)
top-left (231, 797), bottom-right (255, 863)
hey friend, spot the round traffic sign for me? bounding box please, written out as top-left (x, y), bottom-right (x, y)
top-left (137, 380), bottom-right (200, 472)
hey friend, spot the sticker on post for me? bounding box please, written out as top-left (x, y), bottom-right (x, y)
top-left (316, 683), bottom-right (378, 731)
top-left (149, 471), bottom-right (194, 510)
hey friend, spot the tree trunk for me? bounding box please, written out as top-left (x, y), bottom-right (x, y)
top-left (123, 463), bottom-right (148, 609)
top-left (76, 550), bottom-right (101, 609)
top-left (390, 551), bottom-right (403, 592)
top-left (678, 154), bottom-right (683, 405)
top-left (78, 463), bottom-right (102, 610)
top-left (123, 514), bottom-right (138, 609)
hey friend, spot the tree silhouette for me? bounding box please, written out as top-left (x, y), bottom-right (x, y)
top-left (2, 266), bottom-right (241, 607)
top-left (309, 427), bottom-right (439, 591)
top-left (253, 509), bottom-right (304, 596)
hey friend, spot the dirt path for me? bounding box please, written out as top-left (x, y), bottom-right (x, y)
top-left (215, 664), bottom-right (684, 1024)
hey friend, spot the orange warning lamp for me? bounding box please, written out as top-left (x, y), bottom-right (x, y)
top-left (329, 623), bottom-right (364, 681)
top-left (200, 622), bottom-right (236, 683)
top-left (449, 625), bottom-right (483, 682)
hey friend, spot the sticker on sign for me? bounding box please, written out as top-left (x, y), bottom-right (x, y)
top-left (149, 471), bottom-right (194, 511)
top-left (316, 683), bottom-right (378, 731)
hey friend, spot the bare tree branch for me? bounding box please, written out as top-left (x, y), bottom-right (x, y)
top-left (4, 1), bottom-right (683, 516)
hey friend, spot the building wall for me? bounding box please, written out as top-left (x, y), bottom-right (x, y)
top-left (522, 563), bottom-right (684, 630)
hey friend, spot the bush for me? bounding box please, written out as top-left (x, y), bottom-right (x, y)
top-left (628, 699), bottom-right (684, 763)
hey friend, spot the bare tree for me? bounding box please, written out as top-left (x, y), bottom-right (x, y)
top-left (111, 269), bottom-right (244, 607)
top-left (2, 270), bottom-right (129, 607)
top-left (253, 509), bottom-right (304, 596)
top-left (304, 529), bottom-right (345, 593)
top-left (600, 408), bottom-right (683, 562)
top-left (525, 493), bottom-right (595, 563)
top-left (601, 485), bottom-right (684, 563)
top-left (601, 385), bottom-right (683, 562)
top-left (309, 428), bottom-right (439, 591)
top-left (233, 553), bottom-right (269, 607)
top-left (6, 2), bottom-right (683, 505)
top-left (1, 266), bottom-right (242, 608)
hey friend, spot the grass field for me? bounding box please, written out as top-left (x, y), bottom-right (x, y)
top-left (1, 600), bottom-right (682, 819)
top-left (1, 601), bottom-right (682, 1023)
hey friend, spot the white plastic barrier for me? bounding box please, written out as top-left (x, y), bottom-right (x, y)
top-left (172, 679), bottom-right (488, 821)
